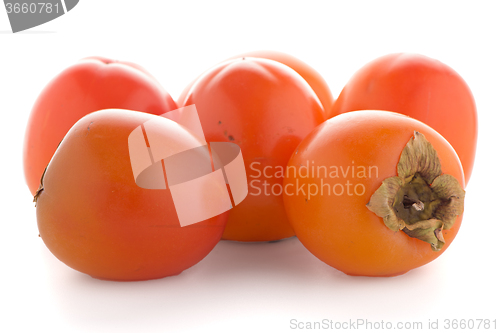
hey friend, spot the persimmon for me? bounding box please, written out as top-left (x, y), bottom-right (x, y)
top-left (180, 57), bottom-right (325, 241)
top-left (177, 50), bottom-right (334, 113)
top-left (283, 111), bottom-right (465, 277)
top-left (35, 109), bottom-right (227, 281)
top-left (329, 53), bottom-right (477, 185)
top-left (24, 56), bottom-right (177, 195)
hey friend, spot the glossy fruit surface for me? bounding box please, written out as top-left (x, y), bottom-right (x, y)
top-left (283, 111), bottom-right (465, 276)
top-left (35, 109), bottom-right (227, 281)
top-left (181, 57), bottom-right (325, 241)
top-left (329, 53), bottom-right (477, 185)
top-left (24, 56), bottom-right (177, 195)
top-left (178, 50), bottom-right (333, 112)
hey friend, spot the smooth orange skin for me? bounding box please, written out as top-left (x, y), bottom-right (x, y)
top-left (181, 58), bottom-right (325, 241)
top-left (177, 50), bottom-right (334, 112)
top-left (36, 109), bottom-right (227, 281)
top-left (24, 56), bottom-right (177, 195)
top-left (329, 53), bottom-right (477, 185)
top-left (283, 111), bottom-right (465, 277)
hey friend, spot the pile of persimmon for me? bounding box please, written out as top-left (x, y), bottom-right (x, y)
top-left (25, 52), bottom-right (476, 280)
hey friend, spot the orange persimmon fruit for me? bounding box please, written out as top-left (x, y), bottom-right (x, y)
top-left (35, 109), bottom-right (227, 281)
top-left (283, 111), bottom-right (465, 277)
top-left (329, 53), bottom-right (477, 185)
top-left (180, 57), bottom-right (325, 241)
top-left (24, 56), bottom-right (177, 195)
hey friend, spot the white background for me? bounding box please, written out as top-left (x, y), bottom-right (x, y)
top-left (1, 1), bottom-right (498, 332)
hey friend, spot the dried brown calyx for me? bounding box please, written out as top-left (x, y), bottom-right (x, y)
top-left (367, 131), bottom-right (465, 251)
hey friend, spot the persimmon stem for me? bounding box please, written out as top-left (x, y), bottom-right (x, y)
top-left (412, 202), bottom-right (424, 211)
top-left (402, 196), bottom-right (424, 211)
